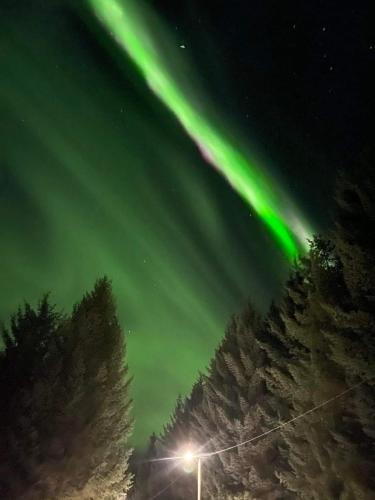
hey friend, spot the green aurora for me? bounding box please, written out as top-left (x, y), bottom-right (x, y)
top-left (89, 0), bottom-right (312, 260)
top-left (0, 1), bottom-right (311, 446)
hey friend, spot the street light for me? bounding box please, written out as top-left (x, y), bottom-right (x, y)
top-left (182, 450), bottom-right (194, 463)
top-left (180, 447), bottom-right (202, 500)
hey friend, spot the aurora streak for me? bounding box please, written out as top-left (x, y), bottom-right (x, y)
top-left (88, 0), bottom-right (311, 260)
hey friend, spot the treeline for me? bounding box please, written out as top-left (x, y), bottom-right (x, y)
top-left (0, 278), bottom-right (133, 499)
top-left (133, 156), bottom-right (375, 499)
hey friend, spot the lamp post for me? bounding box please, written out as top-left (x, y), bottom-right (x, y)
top-left (182, 450), bottom-right (202, 500)
top-left (197, 456), bottom-right (201, 500)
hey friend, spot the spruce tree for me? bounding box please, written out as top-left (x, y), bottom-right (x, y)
top-left (192, 305), bottom-right (287, 499)
top-left (54, 277), bottom-right (134, 499)
top-left (258, 248), bottom-right (351, 498)
top-left (258, 157), bottom-right (375, 498)
top-left (0, 296), bottom-right (63, 498)
top-left (0, 278), bottom-right (133, 499)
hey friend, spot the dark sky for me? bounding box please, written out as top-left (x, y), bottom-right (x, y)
top-left (155, 0), bottom-right (373, 209)
top-left (0, 0), bottom-right (372, 446)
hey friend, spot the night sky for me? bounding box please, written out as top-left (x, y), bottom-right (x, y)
top-left (0, 0), bottom-right (372, 447)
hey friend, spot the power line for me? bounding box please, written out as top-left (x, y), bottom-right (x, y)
top-left (146, 380), bottom-right (365, 499)
top-left (151, 379), bottom-right (364, 462)
top-left (203, 380), bottom-right (364, 458)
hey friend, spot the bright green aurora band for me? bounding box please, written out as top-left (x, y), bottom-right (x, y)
top-left (88, 0), bottom-right (311, 260)
top-left (0, 0), bottom-right (315, 447)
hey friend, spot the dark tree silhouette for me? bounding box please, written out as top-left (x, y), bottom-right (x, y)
top-left (0, 278), bottom-right (133, 499)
